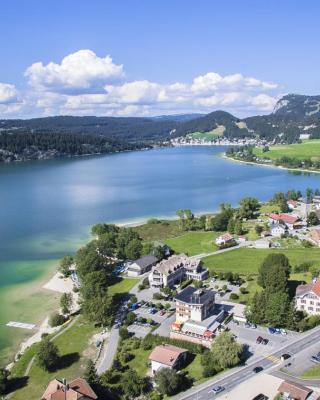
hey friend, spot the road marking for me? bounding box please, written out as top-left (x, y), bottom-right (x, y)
top-left (266, 354), bottom-right (281, 364)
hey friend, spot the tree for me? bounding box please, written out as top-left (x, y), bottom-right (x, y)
top-left (258, 253), bottom-right (291, 288)
top-left (210, 332), bottom-right (243, 369)
top-left (36, 338), bottom-right (59, 371)
top-left (119, 327), bottom-right (130, 340)
top-left (125, 311), bottom-right (136, 325)
top-left (75, 242), bottom-right (109, 279)
top-left (59, 255), bottom-right (73, 277)
top-left (121, 369), bottom-right (147, 399)
top-left (246, 291), bottom-right (267, 324)
top-left (238, 197), bottom-right (260, 219)
top-left (125, 238), bottom-right (142, 260)
top-left (307, 211), bottom-right (319, 226)
top-left (116, 228), bottom-right (142, 259)
top-left (0, 368), bottom-right (9, 395)
top-left (155, 368), bottom-right (186, 396)
top-left (212, 204), bottom-right (234, 231)
top-left (227, 218), bottom-right (235, 234)
top-left (84, 360), bottom-right (99, 388)
top-left (60, 292), bottom-right (72, 315)
top-left (91, 223), bottom-right (119, 237)
top-left (265, 291), bottom-right (291, 327)
top-left (234, 219), bottom-right (243, 235)
top-left (255, 225), bottom-right (263, 235)
top-left (49, 312), bottom-right (65, 327)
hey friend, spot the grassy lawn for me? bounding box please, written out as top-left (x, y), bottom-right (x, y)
top-left (202, 248), bottom-right (320, 276)
top-left (301, 365), bottom-right (320, 379)
top-left (165, 232), bottom-right (219, 256)
top-left (11, 317), bottom-right (98, 400)
top-left (253, 139), bottom-right (320, 161)
top-left (108, 277), bottom-right (138, 296)
top-left (133, 219), bottom-right (182, 242)
top-left (182, 354), bottom-right (205, 383)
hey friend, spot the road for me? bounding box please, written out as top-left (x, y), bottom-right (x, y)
top-left (174, 324), bottom-right (320, 400)
top-left (190, 241), bottom-right (254, 260)
top-left (96, 278), bottom-right (141, 375)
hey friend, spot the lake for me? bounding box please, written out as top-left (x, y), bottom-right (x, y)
top-left (1, 145), bottom-right (320, 363)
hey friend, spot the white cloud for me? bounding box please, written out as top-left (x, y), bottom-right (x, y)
top-left (25, 49), bottom-right (124, 94)
top-left (13, 49), bottom-right (281, 118)
top-left (0, 83), bottom-right (19, 104)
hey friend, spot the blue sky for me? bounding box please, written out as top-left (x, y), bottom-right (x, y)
top-left (0, 0), bottom-right (319, 118)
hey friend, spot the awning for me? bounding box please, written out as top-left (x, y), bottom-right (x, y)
top-left (203, 330), bottom-right (214, 338)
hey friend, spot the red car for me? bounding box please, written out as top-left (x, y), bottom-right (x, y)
top-left (159, 310), bottom-right (166, 316)
top-left (256, 336), bottom-right (263, 344)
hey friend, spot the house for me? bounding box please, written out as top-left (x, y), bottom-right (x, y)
top-left (148, 255), bottom-right (208, 288)
top-left (295, 279), bottom-right (320, 315)
top-left (309, 228), bottom-right (320, 246)
top-left (175, 286), bottom-right (215, 322)
top-left (271, 223), bottom-right (287, 237)
top-left (153, 241), bottom-right (172, 257)
top-left (277, 380), bottom-right (319, 400)
top-left (269, 213), bottom-right (300, 230)
top-left (41, 378), bottom-right (97, 400)
top-left (148, 344), bottom-right (188, 375)
top-left (127, 255), bottom-right (158, 277)
top-left (287, 199), bottom-right (298, 210)
top-left (215, 232), bottom-right (234, 246)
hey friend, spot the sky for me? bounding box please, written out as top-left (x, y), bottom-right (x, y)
top-left (0, 0), bottom-right (320, 119)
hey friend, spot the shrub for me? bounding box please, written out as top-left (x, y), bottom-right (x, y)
top-left (239, 287), bottom-right (248, 295)
top-left (153, 292), bottom-right (164, 300)
top-left (49, 313), bottom-right (65, 327)
top-left (230, 293), bottom-right (239, 300)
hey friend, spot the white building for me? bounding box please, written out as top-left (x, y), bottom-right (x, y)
top-left (148, 344), bottom-right (188, 375)
top-left (271, 223), bottom-right (287, 237)
top-left (215, 232), bottom-right (234, 246)
top-left (148, 254), bottom-right (208, 288)
top-left (295, 279), bottom-right (320, 315)
top-left (175, 286), bottom-right (215, 322)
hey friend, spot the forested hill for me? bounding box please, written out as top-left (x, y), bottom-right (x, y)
top-left (172, 94), bottom-right (320, 143)
top-left (0, 131), bottom-right (148, 162)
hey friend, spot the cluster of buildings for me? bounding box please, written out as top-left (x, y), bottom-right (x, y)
top-left (41, 378), bottom-right (97, 400)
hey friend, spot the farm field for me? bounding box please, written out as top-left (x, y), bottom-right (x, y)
top-left (253, 139), bottom-right (320, 161)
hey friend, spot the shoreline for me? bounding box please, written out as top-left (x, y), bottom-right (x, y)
top-left (222, 154), bottom-right (320, 175)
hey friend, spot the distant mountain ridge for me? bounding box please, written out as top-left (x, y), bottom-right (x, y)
top-left (0, 94), bottom-right (320, 161)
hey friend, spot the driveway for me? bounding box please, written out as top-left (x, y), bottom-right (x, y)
top-left (153, 314), bottom-right (176, 337)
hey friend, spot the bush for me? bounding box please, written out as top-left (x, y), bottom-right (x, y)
top-left (180, 279), bottom-right (193, 290)
top-left (153, 292), bottom-right (164, 300)
top-left (119, 327), bottom-right (130, 340)
top-left (239, 287), bottom-right (248, 295)
top-left (49, 313), bottom-right (65, 327)
top-left (125, 311), bottom-right (136, 325)
top-left (230, 293), bottom-right (239, 300)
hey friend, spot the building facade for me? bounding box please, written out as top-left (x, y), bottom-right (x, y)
top-left (295, 279), bottom-right (320, 315)
top-left (127, 255), bottom-right (158, 277)
top-left (175, 286), bottom-right (215, 322)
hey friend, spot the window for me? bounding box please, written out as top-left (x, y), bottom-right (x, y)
top-left (308, 307), bottom-right (314, 311)
top-left (310, 301), bottom-right (314, 305)
top-left (316, 308), bottom-right (320, 312)
top-left (301, 300), bottom-right (306, 304)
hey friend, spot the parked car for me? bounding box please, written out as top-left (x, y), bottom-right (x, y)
top-left (311, 355), bottom-right (320, 364)
top-left (280, 328), bottom-right (287, 335)
top-left (262, 338), bottom-right (269, 345)
top-left (268, 327), bottom-right (276, 334)
top-left (252, 394), bottom-right (268, 400)
top-left (245, 322), bottom-right (251, 328)
top-left (159, 310), bottom-right (165, 316)
top-left (256, 336), bottom-right (263, 344)
top-left (253, 366), bottom-right (263, 373)
top-left (212, 386), bottom-right (225, 395)
top-left (274, 328), bottom-right (281, 334)
top-left (251, 323), bottom-right (257, 329)
top-left (281, 354), bottom-right (291, 361)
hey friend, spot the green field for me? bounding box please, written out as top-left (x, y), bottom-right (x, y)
top-left (301, 364), bottom-right (320, 379)
top-left (165, 231), bottom-right (219, 256)
top-left (253, 139), bottom-right (320, 161)
top-left (133, 219), bottom-right (182, 241)
top-left (202, 248), bottom-right (320, 275)
top-left (11, 317), bottom-right (98, 400)
top-left (108, 277), bottom-right (138, 296)
top-left (187, 127), bottom-right (224, 141)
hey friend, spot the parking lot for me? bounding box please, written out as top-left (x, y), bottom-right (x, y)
top-left (133, 305), bottom-right (172, 324)
top-left (227, 321), bottom-right (299, 361)
top-left (127, 324), bottom-right (152, 338)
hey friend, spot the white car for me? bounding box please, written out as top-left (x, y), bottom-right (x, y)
top-left (280, 328), bottom-right (287, 335)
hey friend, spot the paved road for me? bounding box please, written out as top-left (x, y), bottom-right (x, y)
top-left (96, 278), bottom-right (141, 375)
top-left (174, 324), bottom-right (320, 400)
top-left (190, 241), bottom-right (254, 260)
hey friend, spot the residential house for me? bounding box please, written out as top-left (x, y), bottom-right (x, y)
top-left (148, 254), bottom-right (208, 288)
top-left (295, 279), bottom-right (320, 315)
top-left (310, 228), bottom-right (320, 246)
top-left (287, 199), bottom-right (298, 210)
top-left (269, 213), bottom-right (300, 230)
top-left (277, 380), bottom-right (319, 400)
top-left (148, 344), bottom-right (188, 375)
top-left (215, 232), bottom-right (234, 246)
top-left (271, 223), bottom-right (287, 237)
top-left (127, 255), bottom-right (158, 277)
top-left (41, 378), bottom-right (97, 400)
top-left (175, 286), bottom-right (215, 322)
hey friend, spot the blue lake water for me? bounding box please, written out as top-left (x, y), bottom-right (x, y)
top-left (1, 145), bottom-right (320, 361)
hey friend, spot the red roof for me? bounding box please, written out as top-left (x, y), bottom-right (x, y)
top-left (203, 330), bottom-right (214, 338)
top-left (269, 213), bottom-right (299, 225)
top-left (297, 279), bottom-right (320, 298)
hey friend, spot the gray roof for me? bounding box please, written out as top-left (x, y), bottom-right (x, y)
top-left (134, 255), bottom-right (158, 268)
top-left (175, 286), bottom-right (215, 305)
